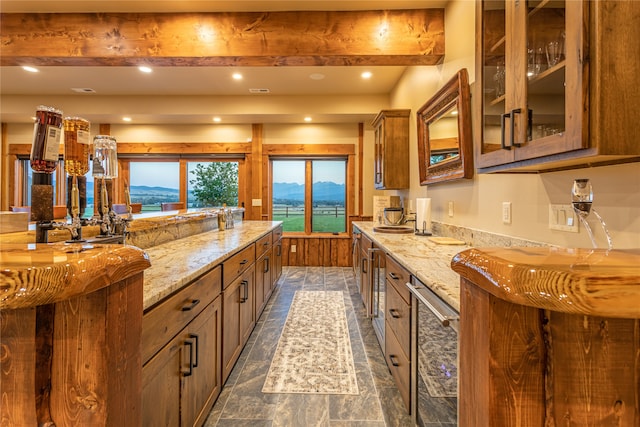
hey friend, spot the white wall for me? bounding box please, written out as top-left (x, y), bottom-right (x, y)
top-left (386, 0), bottom-right (640, 249)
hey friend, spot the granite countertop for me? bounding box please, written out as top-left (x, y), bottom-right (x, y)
top-left (142, 220), bottom-right (281, 310)
top-left (0, 242), bottom-right (150, 310)
top-left (353, 222), bottom-right (468, 311)
top-left (452, 246), bottom-right (640, 319)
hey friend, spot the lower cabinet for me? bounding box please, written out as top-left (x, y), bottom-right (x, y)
top-left (222, 265), bottom-right (256, 382)
top-left (273, 233), bottom-right (283, 282)
top-left (384, 255), bottom-right (412, 412)
top-left (255, 248), bottom-right (273, 319)
top-left (142, 269), bottom-right (222, 427)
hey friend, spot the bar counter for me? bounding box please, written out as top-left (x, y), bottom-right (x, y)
top-left (451, 247), bottom-right (640, 427)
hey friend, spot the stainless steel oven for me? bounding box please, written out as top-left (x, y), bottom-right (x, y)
top-left (407, 276), bottom-right (459, 427)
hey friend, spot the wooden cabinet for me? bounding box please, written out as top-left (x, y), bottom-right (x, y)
top-left (359, 233), bottom-right (373, 315)
top-left (272, 225), bottom-right (283, 284)
top-left (475, 0), bottom-right (640, 172)
top-left (222, 265), bottom-right (256, 382)
top-left (372, 109), bottom-right (410, 189)
top-left (255, 249), bottom-right (272, 319)
top-left (142, 267), bottom-right (222, 427)
top-left (384, 255), bottom-right (411, 411)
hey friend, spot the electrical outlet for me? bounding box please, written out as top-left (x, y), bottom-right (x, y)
top-left (502, 202), bottom-right (512, 224)
top-left (549, 204), bottom-right (579, 232)
top-left (448, 201), bottom-right (454, 217)
top-left (291, 244), bottom-right (297, 253)
top-left (252, 198), bottom-right (262, 207)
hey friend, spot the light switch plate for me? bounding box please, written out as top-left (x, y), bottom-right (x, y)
top-left (502, 202), bottom-right (512, 224)
top-left (252, 198), bottom-right (262, 207)
top-left (549, 204), bottom-right (579, 232)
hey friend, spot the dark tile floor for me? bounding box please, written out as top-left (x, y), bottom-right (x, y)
top-left (205, 266), bottom-right (414, 426)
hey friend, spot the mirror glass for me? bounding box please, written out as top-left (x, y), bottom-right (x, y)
top-left (417, 68), bottom-right (473, 185)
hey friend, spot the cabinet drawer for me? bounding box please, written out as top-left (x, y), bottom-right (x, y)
top-left (143, 266), bottom-right (221, 365)
top-left (223, 244), bottom-right (256, 289)
top-left (256, 232), bottom-right (273, 259)
top-left (272, 225), bottom-right (283, 242)
top-left (385, 280), bottom-right (410, 359)
top-left (386, 255), bottom-right (411, 304)
top-left (385, 322), bottom-right (411, 411)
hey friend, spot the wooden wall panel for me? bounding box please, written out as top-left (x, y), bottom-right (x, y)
top-left (281, 237), bottom-right (352, 267)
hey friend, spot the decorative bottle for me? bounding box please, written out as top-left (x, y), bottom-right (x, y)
top-left (30, 105), bottom-right (63, 173)
top-left (92, 135), bottom-right (118, 179)
top-left (64, 117), bottom-right (91, 176)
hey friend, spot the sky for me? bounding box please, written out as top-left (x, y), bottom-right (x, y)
top-left (86, 159), bottom-right (346, 188)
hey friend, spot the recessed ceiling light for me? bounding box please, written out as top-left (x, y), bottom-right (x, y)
top-left (361, 71), bottom-right (373, 79)
top-left (309, 73), bottom-right (325, 80)
top-left (71, 87), bottom-right (96, 93)
top-left (122, 117), bottom-right (132, 122)
top-left (22, 66), bottom-right (39, 73)
top-left (138, 66), bottom-right (153, 73)
top-left (451, 110), bottom-right (459, 116)
top-left (213, 117), bottom-right (221, 123)
top-left (304, 117), bottom-right (312, 122)
top-left (232, 73), bottom-right (243, 80)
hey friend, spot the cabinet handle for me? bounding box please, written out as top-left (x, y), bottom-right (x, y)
top-left (500, 112), bottom-right (511, 150)
top-left (389, 308), bottom-right (401, 319)
top-left (264, 257), bottom-right (270, 273)
top-left (527, 108), bottom-right (533, 141)
top-left (239, 259), bottom-right (249, 266)
top-left (389, 355), bottom-right (400, 367)
top-left (276, 245), bottom-right (281, 256)
top-left (511, 108), bottom-right (522, 148)
top-left (184, 340), bottom-right (194, 377)
top-left (240, 279), bottom-right (249, 303)
top-left (361, 257), bottom-right (367, 274)
top-left (189, 333), bottom-right (199, 368)
top-left (389, 272), bottom-right (399, 281)
top-left (181, 299), bottom-right (200, 311)
top-left (263, 241), bottom-right (269, 247)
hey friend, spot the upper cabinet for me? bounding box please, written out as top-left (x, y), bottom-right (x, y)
top-left (475, 0), bottom-right (640, 172)
top-left (372, 110), bottom-right (410, 189)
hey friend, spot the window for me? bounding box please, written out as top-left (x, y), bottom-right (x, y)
top-left (272, 159), bottom-right (346, 234)
top-left (129, 161), bottom-right (180, 212)
top-left (187, 161), bottom-right (239, 208)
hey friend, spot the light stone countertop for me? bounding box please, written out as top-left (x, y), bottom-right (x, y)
top-left (353, 221), bottom-right (469, 311)
top-left (142, 220), bottom-right (281, 310)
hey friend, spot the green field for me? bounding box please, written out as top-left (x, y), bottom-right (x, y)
top-left (272, 213), bottom-right (345, 233)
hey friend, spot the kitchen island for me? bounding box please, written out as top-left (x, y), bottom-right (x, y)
top-left (0, 218), bottom-right (282, 427)
top-left (452, 247), bottom-right (640, 427)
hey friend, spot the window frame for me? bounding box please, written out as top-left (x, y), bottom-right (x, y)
top-left (265, 144), bottom-right (355, 237)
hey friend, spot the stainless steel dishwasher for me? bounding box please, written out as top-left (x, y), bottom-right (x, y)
top-left (407, 276), bottom-right (459, 426)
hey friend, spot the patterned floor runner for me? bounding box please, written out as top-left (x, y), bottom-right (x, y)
top-left (262, 290), bottom-right (359, 395)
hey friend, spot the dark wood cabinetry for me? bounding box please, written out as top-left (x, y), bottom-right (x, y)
top-left (142, 267), bottom-right (222, 427)
top-left (475, 0), bottom-right (640, 172)
top-left (372, 109), bottom-right (410, 189)
top-left (384, 255), bottom-right (412, 411)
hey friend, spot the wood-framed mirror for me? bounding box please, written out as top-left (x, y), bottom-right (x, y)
top-left (417, 68), bottom-right (473, 185)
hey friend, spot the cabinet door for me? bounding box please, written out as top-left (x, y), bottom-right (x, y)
top-left (222, 265), bottom-right (256, 382)
top-left (477, 0), bottom-right (585, 169)
top-left (273, 239), bottom-right (282, 284)
top-left (239, 265), bottom-right (256, 345)
top-left (142, 334), bottom-right (182, 427)
top-left (181, 297), bottom-right (222, 427)
top-left (255, 250), bottom-right (272, 319)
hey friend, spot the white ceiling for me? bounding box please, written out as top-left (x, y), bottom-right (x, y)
top-left (0, 1), bottom-right (448, 125)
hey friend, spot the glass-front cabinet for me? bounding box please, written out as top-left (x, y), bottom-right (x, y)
top-left (477, 0), bottom-right (584, 170)
top-left (476, 0), bottom-right (640, 172)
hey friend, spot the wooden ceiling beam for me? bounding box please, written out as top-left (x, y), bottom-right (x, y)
top-left (0, 10), bottom-right (444, 66)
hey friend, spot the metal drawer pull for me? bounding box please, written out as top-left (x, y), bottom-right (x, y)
top-left (389, 308), bottom-right (401, 319)
top-left (264, 257), bottom-right (270, 273)
top-left (184, 340), bottom-right (194, 377)
top-left (181, 299), bottom-right (200, 311)
top-left (189, 333), bottom-right (199, 368)
top-left (389, 355), bottom-right (400, 367)
top-left (389, 272), bottom-right (399, 280)
top-left (240, 280), bottom-right (249, 302)
top-left (263, 241), bottom-right (269, 246)
top-left (239, 259), bottom-right (249, 265)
